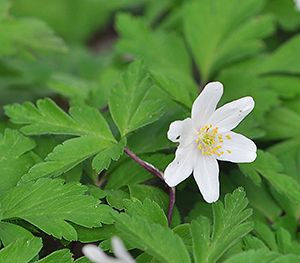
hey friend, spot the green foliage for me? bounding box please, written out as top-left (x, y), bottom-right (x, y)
top-left (0, 178), bottom-right (113, 241)
top-left (115, 13), bottom-right (197, 90)
top-left (0, 237), bottom-right (42, 263)
top-left (36, 249), bottom-right (73, 263)
top-left (0, 129), bottom-right (36, 192)
top-left (239, 150), bottom-right (300, 204)
top-left (109, 58), bottom-right (165, 137)
top-left (1, 0), bottom-right (300, 261)
top-left (223, 249), bottom-right (300, 263)
top-left (112, 212), bottom-right (191, 263)
top-left (191, 188), bottom-right (253, 263)
top-left (184, 0), bottom-right (274, 81)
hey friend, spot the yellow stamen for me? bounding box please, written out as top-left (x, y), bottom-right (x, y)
top-left (195, 124), bottom-right (228, 157)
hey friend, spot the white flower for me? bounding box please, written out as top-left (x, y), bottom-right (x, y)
top-left (82, 237), bottom-right (136, 263)
top-left (164, 82), bottom-right (257, 203)
top-left (294, 0), bottom-right (300, 10)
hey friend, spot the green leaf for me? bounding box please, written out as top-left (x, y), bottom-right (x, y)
top-left (124, 198), bottom-right (168, 227)
top-left (230, 170), bottom-right (282, 222)
top-left (37, 249), bottom-right (73, 263)
top-left (128, 184), bottom-right (181, 228)
top-left (259, 34), bottom-right (300, 74)
top-left (74, 257), bottom-right (92, 263)
top-left (217, 68), bottom-right (279, 139)
top-left (0, 1), bottom-right (9, 19)
top-left (239, 150), bottom-right (300, 204)
top-left (191, 188), bottom-right (253, 263)
top-left (105, 154), bottom-right (172, 190)
top-left (223, 249), bottom-right (300, 263)
top-left (4, 99), bottom-right (116, 140)
top-left (92, 137), bottom-right (126, 173)
top-left (0, 16), bottom-right (67, 57)
top-left (115, 13), bottom-right (197, 90)
top-left (109, 59), bottom-right (165, 136)
top-left (253, 222), bottom-right (300, 256)
top-left (0, 222), bottom-right (34, 247)
top-left (73, 223), bottom-right (119, 243)
top-left (106, 189), bottom-right (130, 210)
top-left (264, 106), bottom-right (300, 140)
top-left (47, 73), bottom-right (96, 107)
top-left (0, 129), bottom-right (36, 193)
top-left (0, 178), bottom-right (113, 241)
top-left (20, 135), bottom-right (114, 183)
top-left (276, 228), bottom-right (300, 255)
top-left (268, 138), bottom-right (300, 183)
top-left (263, 75), bottom-right (300, 99)
top-left (126, 104), bottom-right (187, 154)
top-left (173, 224), bottom-right (193, 253)
top-left (253, 221), bottom-right (278, 252)
top-left (263, 0), bottom-right (300, 31)
top-left (112, 212), bottom-right (191, 263)
top-left (150, 71), bottom-right (193, 108)
top-left (0, 237), bottom-right (42, 263)
top-left (184, 0), bottom-right (273, 81)
top-left (243, 236), bottom-right (269, 251)
top-left (136, 253), bottom-right (160, 263)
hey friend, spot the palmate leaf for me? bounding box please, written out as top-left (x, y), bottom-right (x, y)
top-left (4, 99), bottom-right (116, 139)
top-left (253, 221), bottom-right (300, 256)
top-left (0, 129), bottom-right (36, 193)
top-left (109, 58), bottom-right (165, 137)
top-left (21, 135), bottom-right (114, 183)
top-left (0, 178), bottom-right (113, 241)
top-left (112, 212), bottom-right (191, 263)
top-left (0, 237), bottom-right (42, 263)
top-left (184, 0), bottom-right (274, 81)
top-left (191, 188), bottom-right (253, 263)
top-left (124, 198), bottom-right (168, 227)
top-left (37, 249), bottom-right (73, 263)
top-left (0, 222), bottom-right (34, 247)
top-left (4, 99), bottom-right (122, 182)
top-left (92, 137), bottom-right (126, 173)
top-left (223, 249), bottom-right (300, 263)
top-left (115, 13), bottom-right (197, 90)
top-left (0, 3), bottom-right (67, 57)
top-left (258, 33), bottom-right (300, 74)
top-left (239, 150), bottom-right (300, 204)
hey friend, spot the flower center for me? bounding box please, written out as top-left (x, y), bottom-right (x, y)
top-left (196, 125), bottom-right (231, 156)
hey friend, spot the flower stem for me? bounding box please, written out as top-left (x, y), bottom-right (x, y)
top-left (124, 146), bottom-right (175, 226)
top-left (168, 187), bottom-right (176, 227)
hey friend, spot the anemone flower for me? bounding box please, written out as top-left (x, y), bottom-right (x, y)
top-left (164, 81), bottom-right (257, 203)
top-left (82, 237), bottom-right (136, 263)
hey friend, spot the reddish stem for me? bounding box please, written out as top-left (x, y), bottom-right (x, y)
top-left (124, 146), bottom-right (175, 226)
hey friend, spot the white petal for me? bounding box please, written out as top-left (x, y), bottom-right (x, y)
top-left (167, 118), bottom-right (197, 148)
top-left (191, 82), bottom-right (223, 130)
top-left (216, 131), bottom-right (257, 163)
top-left (207, 97), bottom-right (254, 133)
top-left (111, 237), bottom-right (135, 263)
top-left (82, 244), bottom-right (114, 263)
top-left (164, 143), bottom-right (198, 187)
top-left (193, 155), bottom-right (219, 203)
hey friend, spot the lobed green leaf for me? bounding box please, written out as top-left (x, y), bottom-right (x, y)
top-left (5, 99), bottom-right (116, 141)
top-left (191, 188), bottom-right (253, 263)
top-left (112, 212), bottom-right (191, 263)
top-left (0, 129), bottom-right (36, 193)
top-left (109, 58), bottom-right (164, 136)
top-left (0, 178), bottom-right (113, 241)
top-left (0, 237), bottom-right (42, 263)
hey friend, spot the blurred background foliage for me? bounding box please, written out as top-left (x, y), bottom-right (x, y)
top-left (1, 0), bottom-right (300, 261)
